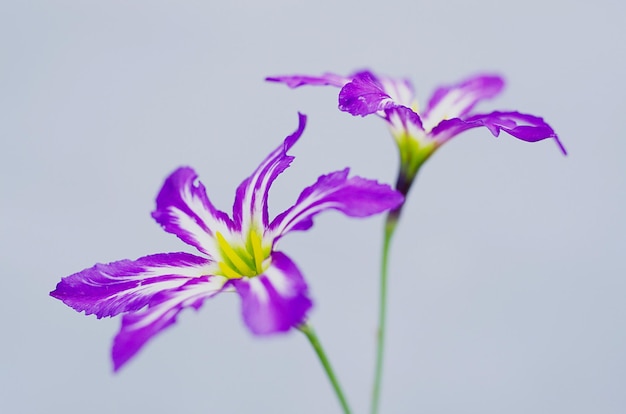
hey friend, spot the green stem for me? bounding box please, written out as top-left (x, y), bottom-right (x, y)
top-left (370, 210), bottom-right (400, 414)
top-left (299, 323), bottom-right (352, 414)
top-left (370, 165), bottom-right (416, 413)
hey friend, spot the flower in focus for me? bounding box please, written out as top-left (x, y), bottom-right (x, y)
top-left (50, 113), bottom-right (404, 371)
top-left (267, 71), bottom-right (566, 194)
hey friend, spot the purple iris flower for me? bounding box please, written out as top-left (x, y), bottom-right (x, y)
top-left (50, 114), bottom-right (403, 371)
top-left (267, 71), bottom-right (566, 193)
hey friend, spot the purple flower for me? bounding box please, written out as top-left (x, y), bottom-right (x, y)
top-left (268, 71), bottom-right (566, 192)
top-left (50, 114), bottom-right (404, 371)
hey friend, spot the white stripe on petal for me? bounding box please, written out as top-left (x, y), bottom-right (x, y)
top-left (153, 167), bottom-right (236, 257)
top-left (233, 114), bottom-right (306, 234)
top-left (50, 252), bottom-right (216, 318)
top-left (246, 277), bottom-right (270, 304)
top-left (263, 264), bottom-right (298, 298)
top-left (422, 75), bottom-right (504, 132)
top-left (233, 252), bottom-right (311, 335)
top-left (379, 76), bottom-right (416, 108)
top-left (123, 277), bottom-right (226, 330)
top-left (165, 205), bottom-right (222, 255)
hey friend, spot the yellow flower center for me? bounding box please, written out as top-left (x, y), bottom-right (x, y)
top-left (215, 230), bottom-right (271, 279)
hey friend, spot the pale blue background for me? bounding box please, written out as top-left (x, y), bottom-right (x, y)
top-left (1, 1), bottom-right (624, 413)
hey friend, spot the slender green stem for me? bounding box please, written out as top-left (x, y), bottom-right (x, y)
top-left (370, 165), bottom-right (416, 413)
top-left (370, 211), bottom-right (400, 414)
top-left (299, 323), bottom-right (352, 414)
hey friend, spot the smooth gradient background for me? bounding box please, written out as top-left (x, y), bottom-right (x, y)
top-left (1, 1), bottom-right (624, 413)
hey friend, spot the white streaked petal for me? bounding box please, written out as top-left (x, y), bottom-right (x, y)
top-left (232, 252), bottom-right (311, 335)
top-left (152, 167), bottom-right (235, 257)
top-left (232, 113), bottom-right (306, 234)
top-left (50, 252), bottom-right (215, 318)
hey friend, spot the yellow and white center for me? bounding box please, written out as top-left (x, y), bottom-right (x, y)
top-left (215, 230), bottom-right (271, 279)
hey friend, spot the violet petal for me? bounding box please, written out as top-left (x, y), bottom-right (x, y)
top-left (269, 168), bottom-right (404, 238)
top-left (232, 252), bottom-right (312, 335)
top-left (423, 74), bottom-right (505, 128)
top-left (338, 71), bottom-right (397, 116)
top-left (50, 252), bottom-right (212, 318)
top-left (265, 73), bottom-right (348, 88)
top-left (432, 111), bottom-right (567, 154)
top-left (152, 167), bottom-right (235, 256)
top-left (232, 113), bottom-right (306, 232)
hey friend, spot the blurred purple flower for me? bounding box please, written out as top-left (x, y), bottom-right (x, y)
top-left (268, 71), bottom-right (566, 193)
top-left (51, 113), bottom-right (403, 371)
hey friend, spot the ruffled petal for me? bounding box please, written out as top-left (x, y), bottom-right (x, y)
top-left (50, 253), bottom-right (213, 318)
top-left (338, 71), bottom-right (397, 116)
top-left (269, 168), bottom-right (404, 238)
top-left (112, 275), bottom-right (227, 371)
top-left (337, 71), bottom-right (412, 117)
top-left (422, 74), bottom-right (504, 131)
top-left (265, 73), bottom-right (349, 88)
top-left (431, 111), bottom-right (567, 154)
top-left (152, 167), bottom-right (235, 256)
top-left (231, 252), bottom-right (311, 335)
top-left (232, 113), bottom-right (306, 233)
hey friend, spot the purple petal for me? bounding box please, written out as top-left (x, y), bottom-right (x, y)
top-left (267, 69), bottom-right (415, 116)
top-left (265, 73), bottom-right (349, 88)
top-left (338, 71), bottom-right (398, 116)
top-left (50, 253), bottom-right (212, 319)
top-left (431, 111), bottom-right (567, 155)
top-left (422, 74), bottom-right (505, 130)
top-left (269, 168), bottom-right (404, 238)
top-left (112, 276), bottom-right (227, 371)
top-left (232, 113), bottom-right (306, 232)
top-left (384, 106), bottom-right (425, 138)
top-left (338, 70), bottom-right (416, 116)
top-left (152, 167), bottom-right (235, 256)
top-left (231, 252), bottom-right (312, 335)
top-left (375, 73), bottom-right (416, 108)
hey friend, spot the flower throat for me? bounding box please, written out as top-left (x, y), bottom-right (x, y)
top-left (215, 230), bottom-right (270, 279)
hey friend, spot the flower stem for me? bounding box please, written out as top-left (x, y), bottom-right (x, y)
top-left (370, 210), bottom-right (400, 414)
top-left (299, 323), bottom-right (352, 414)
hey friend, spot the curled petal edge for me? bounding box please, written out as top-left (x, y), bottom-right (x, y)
top-left (431, 111), bottom-right (567, 155)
